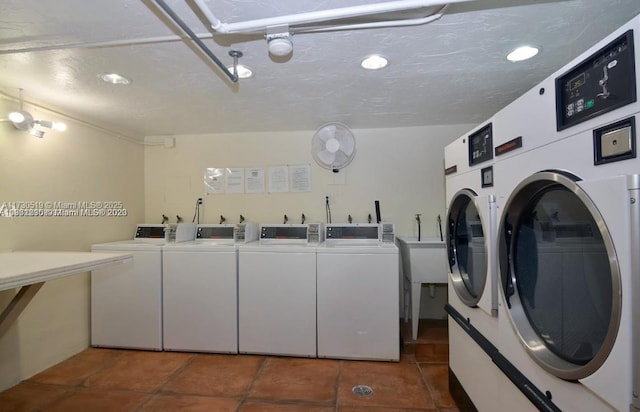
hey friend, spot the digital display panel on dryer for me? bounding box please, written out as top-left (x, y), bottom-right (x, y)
top-left (556, 30), bottom-right (636, 130)
top-left (468, 123), bottom-right (493, 166)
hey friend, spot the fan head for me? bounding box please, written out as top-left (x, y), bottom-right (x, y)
top-left (311, 122), bottom-right (356, 171)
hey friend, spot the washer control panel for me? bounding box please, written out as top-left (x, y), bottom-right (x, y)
top-left (135, 224), bottom-right (166, 239)
top-left (258, 223), bottom-right (324, 245)
top-left (197, 225), bottom-right (235, 239)
top-left (326, 224), bottom-right (379, 240)
top-left (261, 225), bottom-right (307, 240)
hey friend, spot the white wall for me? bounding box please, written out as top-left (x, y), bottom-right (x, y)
top-left (144, 124), bottom-right (474, 236)
top-left (0, 97), bottom-right (144, 391)
top-left (144, 124), bottom-right (475, 319)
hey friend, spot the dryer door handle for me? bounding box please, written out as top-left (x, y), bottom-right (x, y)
top-left (503, 219), bottom-right (515, 309)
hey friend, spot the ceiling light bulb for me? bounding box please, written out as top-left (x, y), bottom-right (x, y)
top-left (268, 37), bottom-right (293, 57)
top-left (507, 46), bottom-right (539, 62)
top-left (9, 110), bottom-right (34, 130)
top-left (99, 73), bottom-right (131, 85)
top-left (9, 111), bottom-right (25, 123)
top-left (52, 122), bottom-right (67, 132)
top-left (361, 55), bottom-right (388, 70)
top-left (227, 64), bottom-right (253, 79)
top-left (36, 120), bottom-right (67, 131)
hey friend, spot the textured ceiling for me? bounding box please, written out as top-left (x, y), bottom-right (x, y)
top-left (1, 0), bottom-right (639, 139)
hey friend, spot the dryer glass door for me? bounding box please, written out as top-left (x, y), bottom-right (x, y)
top-left (447, 189), bottom-right (487, 307)
top-left (499, 171), bottom-right (621, 380)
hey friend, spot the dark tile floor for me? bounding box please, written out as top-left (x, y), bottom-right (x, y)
top-left (0, 320), bottom-right (475, 412)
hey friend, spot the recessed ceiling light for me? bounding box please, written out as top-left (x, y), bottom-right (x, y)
top-left (507, 46), bottom-right (540, 62)
top-left (227, 64), bottom-right (253, 79)
top-left (99, 73), bottom-right (131, 85)
top-left (361, 55), bottom-right (389, 70)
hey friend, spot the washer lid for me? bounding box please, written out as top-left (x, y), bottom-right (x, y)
top-left (163, 242), bottom-right (236, 251)
top-left (239, 244), bottom-right (318, 253)
top-left (317, 243), bottom-right (398, 254)
top-left (92, 240), bottom-right (164, 251)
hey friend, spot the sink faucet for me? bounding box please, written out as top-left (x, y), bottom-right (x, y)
top-left (415, 213), bottom-right (422, 241)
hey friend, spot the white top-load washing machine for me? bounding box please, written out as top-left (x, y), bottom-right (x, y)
top-left (316, 223), bottom-right (399, 361)
top-left (238, 223), bottom-right (323, 357)
top-left (488, 16), bottom-right (640, 412)
top-left (162, 222), bottom-right (258, 353)
top-left (91, 223), bottom-right (195, 350)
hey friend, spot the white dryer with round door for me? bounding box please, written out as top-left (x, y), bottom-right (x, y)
top-left (91, 224), bottom-right (169, 350)
top-left (316, 223), bottom-right (399, 361)
top-left (491, 16), bottom-right (640, 412)
top-left (162, 223), bottom-right (258, 353)
top-left (445, 120), bottom-right (500, 328)
top-left (444, 120), bottom-right (503, 412)
top-left (237, 223), bottom-right (322, 357)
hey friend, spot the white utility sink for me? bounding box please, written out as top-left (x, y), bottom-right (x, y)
top-left (396, 236), bottom-right (448, 340)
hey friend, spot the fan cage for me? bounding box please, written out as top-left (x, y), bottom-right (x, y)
top-left (311, 122), bottom-right (356, 171)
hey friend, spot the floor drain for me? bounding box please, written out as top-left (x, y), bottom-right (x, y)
top-left (352, 385), bottom-right (374, 397)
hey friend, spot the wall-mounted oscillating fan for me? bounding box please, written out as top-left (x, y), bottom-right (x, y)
top-left (311, 122), bottom-right (356, 172)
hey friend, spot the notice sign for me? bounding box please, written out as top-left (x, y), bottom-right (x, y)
top-left (289, 164), bottom-right (311, 192)
top-left (225, 168), bottom-right (245, 194)
top-left (268, 166), bottom-right (289, 193)
top-left (245, 168), bottom-right (265, 193)
top-left (204, 168), bottom-right (225, 194)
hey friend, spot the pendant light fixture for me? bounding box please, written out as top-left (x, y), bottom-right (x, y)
top-left (7, 89), bottom-right (67, 137)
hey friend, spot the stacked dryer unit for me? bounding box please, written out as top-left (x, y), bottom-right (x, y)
top-left (91, 223), bottom-right (195, 350)
top-left (162, 222), bottom-right (258, 353)
top-left (238, 223), bottom-right (323, 357)
top-left (316, 223), bottom-right (399, 361)
top-left (489, 16), bottom-right (640, 412)
top-left (444, 120), bottom-right (503, 411)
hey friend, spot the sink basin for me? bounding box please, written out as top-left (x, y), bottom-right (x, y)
top-left (396, 236), bottom-right (448, 340)
top-left (397, 236), bottom-right (448, 284)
